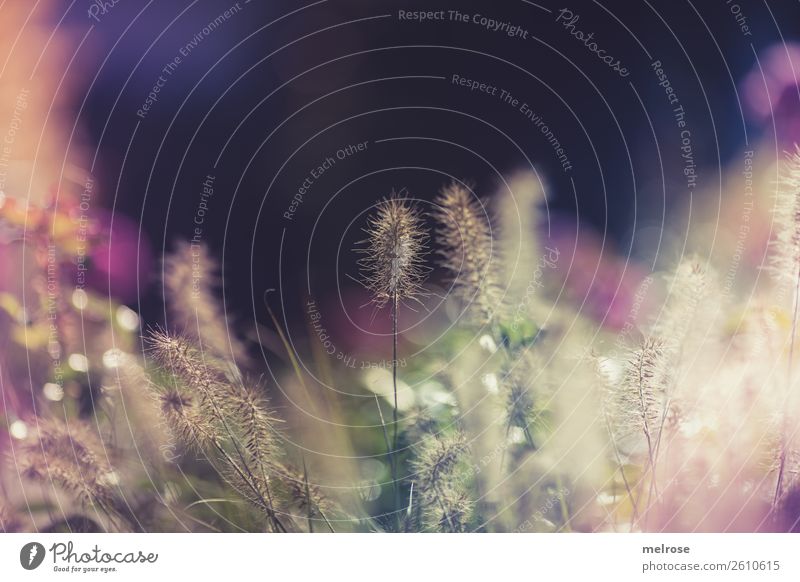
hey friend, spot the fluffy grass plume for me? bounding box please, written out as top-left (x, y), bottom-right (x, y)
top-left (434, 182), bottom-right (503, 325)
top-left (501, 358), bottom-right (544, 449)
top-left (409, 431), bottom-right (473, 532)
top-left (282, 464), bottom-right (336, 532)
top-left (148, 329), bottom-right (282, 455)
top-left (611, 338), bottom-right (670, 456)
top-left (769, 146), bottom-right (800, 284)
top-left (357, 195), bottom-right (429, 309)
top-left (497, 171), bottom-right (545, 299)
top-left (148, 330), bottom-right (289, 531)
top-left (356, 194), bottom-right (430, 519)
top-left (600, 339), bottom-right (671, 527)
top-left (158, 388), bottom-right (216, 450)
top-left (769, 146), bottom-right (800, 514)
top-left (163, 241), bottom-right (249, 364)
top-left (0, 504), bottom-right (20, 532)
top-left (18, 419), bottom-right (121, 525)
top-left (652, 257), bottom-right (712, 357)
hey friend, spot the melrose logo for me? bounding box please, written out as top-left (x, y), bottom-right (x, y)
top-left (20, 542), bottom-right (46, 570)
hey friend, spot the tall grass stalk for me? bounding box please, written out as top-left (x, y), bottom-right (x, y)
top-left (768, 147), bottom-right (800, 518)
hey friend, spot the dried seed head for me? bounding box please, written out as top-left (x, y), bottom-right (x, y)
top-left (502, 363), bottom-right (539, 436)
top-left (148, 330), bottom-right (239, 454)
top-left (0, 504), bottom-right (21, 532)
top-left (281, 465), bottom-right (336, 521)
top-left (615, 338), bottom-right (670, 443)
top-left (433, 182), bottom-right (503, 324)
top-left (147, 329), bottom-right (291, 529)
top-left (769, 146), bottom-right (800, 283)
top-left (148, 330), bottom-right (228, 402)
top-left (652, 257), bottom-right (711, 348)
top-left (18, 419), bottom-right (116, 508)
top-left (163, 241), bottom-right (249, 363)
top-left (149, 331), bottom-right (282, 461)
top-left (497, 171), bottom-right (545, 298)
top-left (233, 386), bottom-right (282, 470)
top-left (405, 407), bottom-right (439, 443)
top-left (357, 195), bottom-right (429, 308)
top-left (148, 330), bottom-right (200, 374)
top-left (410, 431), bottom-right (472, 532)
top-left (158, 389), bottom-right (215, 449)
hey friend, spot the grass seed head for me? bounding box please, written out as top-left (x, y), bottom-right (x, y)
top-left (433, 182), bottom-right (504, 324)
top-left (357, 195), bottom-right (430, 308)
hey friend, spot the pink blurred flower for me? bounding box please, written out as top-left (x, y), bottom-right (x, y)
top-left (84, 210), bottom-right (153, 304)
top-left (546, 214), bottom-right (649, 330)
top-left (742, 43), bottom-right (800, 144)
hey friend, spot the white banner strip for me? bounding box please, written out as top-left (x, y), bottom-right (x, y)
top-left (1, 533), bottom-right (798, 581)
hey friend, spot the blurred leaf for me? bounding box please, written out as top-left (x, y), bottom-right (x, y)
top-left (0, 292), bottom-right (24, 320)
top-left (498, 319), bottom-right (542, 350)
top-left (12, 321), bottom-right (49, 348)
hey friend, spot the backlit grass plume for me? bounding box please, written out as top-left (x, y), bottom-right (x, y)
top-left (282, 463), bottom-right (336, 532)
top-left (593, 353), bottom-right (640, 527)
top-left (769, 146), bottom-right (800, 515)
top-left (501, 357), bottom-right (547, 450)
top-left (497, 171), bottom-right (545, 300)
top-left (616, 338), bottom-right (669, 458)
top-left (0, 504), bottom-right (20, 532)
top-left (148, 330), bottom-right (289, 532)
top-left (357, 195), bottom-right (429, 310)
top-left (158, 387), bottom-right (216, 450)
top-left (163, 241), bottom-right (249, 364)
top-left (604, 337), bottom-right (671, 526)
top-left (434, 182), bottom-right (503, 325)
top-left (356, 194), bottom-right (430, 520)
top-left (18, 419), bottom-right (124, 529)
top-left (409, 431), bottom-right (472, 532)
top-left (769, 146), bottom-right (800, 284)
top-left (652, 257), bottom-right (710, 349)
